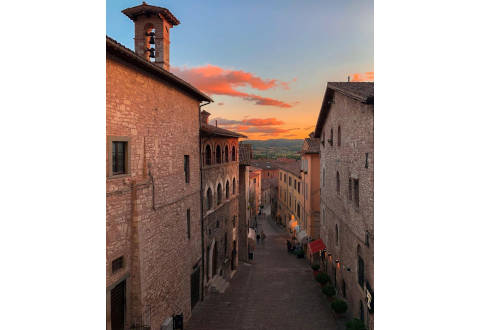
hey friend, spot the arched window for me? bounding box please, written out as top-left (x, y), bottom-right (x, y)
top-left (233, 178), bottom-right (236, 195)
top-left (232, 146), bottom-right (236, 161)
top-left (207, 188), bottom-right (212, 210)
top-left (205, 145), bottom-right (212, 165)
top-left (357, 245), bottom-right (364, 287)
top-left (224, 145), bottom-right (229, 162)
top-left (338, 126), bottom-right (341, 146)
top-left (329, 128), bottom-right (333, 146)
top-left (336, 171), bottom-right (340, 194)
top-left (216, 145), bottom-right (221, 164)
top-left (297, 204), bottom-right (300, 217)
top-left (217, 183), bottom-right (222, 205)
top-left (335, 224), bottom-right (339, 246)
top-left (226, 180), bottom-right (230, 199)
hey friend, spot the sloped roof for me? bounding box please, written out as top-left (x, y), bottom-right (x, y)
top-left (122, 2), bottom-right (180, 25)
top-left (277, 160), bottom-right (301, 177)
top-left (106, 36), bottom-right (212, 102)
top-left (200, 124), bottom-right (247, 138)
top-left (328, 82), bottom-right (374, 104)
top-left (314, 82), bottom-right (373, 138)
top-left (302, 137), bottom-right (321, 154)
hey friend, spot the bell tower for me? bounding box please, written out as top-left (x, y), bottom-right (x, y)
top-left (122, 2), bottom-right (180, 71)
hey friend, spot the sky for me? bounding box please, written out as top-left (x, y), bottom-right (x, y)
top-left (107, 0), bottom-right (373, 140)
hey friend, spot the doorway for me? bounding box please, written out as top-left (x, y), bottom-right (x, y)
top-left (190, 267), bottom-right (200, 309)
top-left (110, 280), bottom-right (126, 330)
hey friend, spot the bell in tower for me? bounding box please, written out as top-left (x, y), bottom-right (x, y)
top-left (122, 2), bottom-right (180, 71)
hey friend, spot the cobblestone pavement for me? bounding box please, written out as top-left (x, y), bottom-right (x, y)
top-left (186, 212), bottom-right (343, 330)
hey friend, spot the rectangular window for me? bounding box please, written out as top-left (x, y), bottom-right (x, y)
top-left (353, 179), bottom-right (360, 207)
top-left (184, 155), bottom-right (190, 183)
top-left (187, 209), bottom-right (191, 239)
top-left (112, 256), bottom-right (124, 274)
top-left (254, 178), bottom-right (256, 184)
top-left (365, 153), bottom-right (369, 169)
top-left (112, 141), bottom-right (127, 175)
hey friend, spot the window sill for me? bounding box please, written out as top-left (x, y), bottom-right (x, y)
top-left (107, 173), bottom-right (131, 180)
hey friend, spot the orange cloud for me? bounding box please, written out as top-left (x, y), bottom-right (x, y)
top-left (212, 117), bottom-right (285, 127)
top-left (172, 64), bottom-right (295, 108)
top-left (350, 71), bottom-right (374, 82)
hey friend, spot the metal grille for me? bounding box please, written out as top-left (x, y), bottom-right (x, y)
top-left (112, 142), bottom-right (127, 175)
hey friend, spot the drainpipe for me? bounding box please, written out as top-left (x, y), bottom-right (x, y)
top-left (199, 100), bottom-right (211, 301)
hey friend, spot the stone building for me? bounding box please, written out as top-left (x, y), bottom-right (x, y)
top-left (106, 3), bottom-right (212, 329)
top-left (250, 160), bottom-right (279, 217)
top-left (248, 168), bottom-right (262, 218)
top-left (238, 144), bottom-right (252, 262)
top-left (300, 134), bottom-right (322, 262)
top-left (314, 82), bottom-right (374, 329)
top-left (199, 111), bottom-right (246, 293)
top-left (276, 160), bottom-right (305, 240)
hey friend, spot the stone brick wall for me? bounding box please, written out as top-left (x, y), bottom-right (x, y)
top-left (106, 54), bottom-right (203, 329)
top-left (318, 90), bottom-right (374, 329)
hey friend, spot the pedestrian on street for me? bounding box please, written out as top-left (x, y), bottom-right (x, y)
top-left (261, 231), bottom-right (266, 242)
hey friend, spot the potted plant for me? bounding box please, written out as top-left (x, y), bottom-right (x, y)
top-left (315, 272), bottom-right (330, 286)
top-left (346, 318), bottom-right (367, 330)
top-left (331, 298), bottom-right (348, 318)
top-left (311, 264), bottom-right (320, 277)
top-left (322, 284), bottom-right (336, 301)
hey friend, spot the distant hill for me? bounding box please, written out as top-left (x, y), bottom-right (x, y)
top-left (241, 139), bottom-right (303, 159)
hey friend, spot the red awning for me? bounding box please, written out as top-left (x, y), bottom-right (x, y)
top-left (308, 239), bottom-right (326, 254)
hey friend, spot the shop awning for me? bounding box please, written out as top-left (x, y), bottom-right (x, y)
top-left (308, 239), bottom-right (326, 254)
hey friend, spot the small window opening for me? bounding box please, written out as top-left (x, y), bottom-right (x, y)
top-left (112, 256), bottom-right (124, 274)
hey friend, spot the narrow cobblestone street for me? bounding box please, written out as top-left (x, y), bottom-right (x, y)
top-left (186, 212), bottom-right (342, 330)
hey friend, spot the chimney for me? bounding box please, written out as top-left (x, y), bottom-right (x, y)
top-left (122, 2), bottom-right (180, 71)
top-left (200, 110), bottom-right (211, 126)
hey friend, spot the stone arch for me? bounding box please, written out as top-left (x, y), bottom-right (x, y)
top-left (216, 182), bottom-right (222, 205)
top-left (231, 145), bottom-right (236, 161)
top-left (225, 179), bottom-right (230, 199)
top-left (215, 144), bottom-right (221, 164)
top-left (224, 144), bottom-right (229, 162)
top-left (205, 144), bottom-right (212, 166)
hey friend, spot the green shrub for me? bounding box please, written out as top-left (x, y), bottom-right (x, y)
top-left (315, 272), bottom-right (330, 284)
top-left (346, 318), bottom-right (367, 330)
top-left (311, 264), bottom-right (320, 271)
top-left (331, 298), bottom-right (348, 314)
top-left (322, 284), bottom-right (336, 297)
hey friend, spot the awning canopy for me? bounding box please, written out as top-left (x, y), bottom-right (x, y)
top-left (308, 238), bottom-right (326, 254)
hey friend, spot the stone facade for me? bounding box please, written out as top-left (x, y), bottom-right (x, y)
top-left (106, 4), bottom-right (212, 329)
top-left (315, 83), bottom-right (374, 329)
top-left (238, 144), bottom-right (252, 262)
top-left (200, 112), bottom-right (245, 293)
top-left (276, 161), bottom-right (304, 237)
top-left (248, 168), bottom-right (262, 218)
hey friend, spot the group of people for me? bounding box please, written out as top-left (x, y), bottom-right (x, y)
top-left (286, 237), bottom-right (300, 253)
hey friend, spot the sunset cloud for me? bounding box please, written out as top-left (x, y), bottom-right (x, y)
top-left (212, 117), bottom-right (285, 127)
top-left (350, 72), bottom-right (374, 82)
top-left (172, 64), bottom-right (295, 108)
